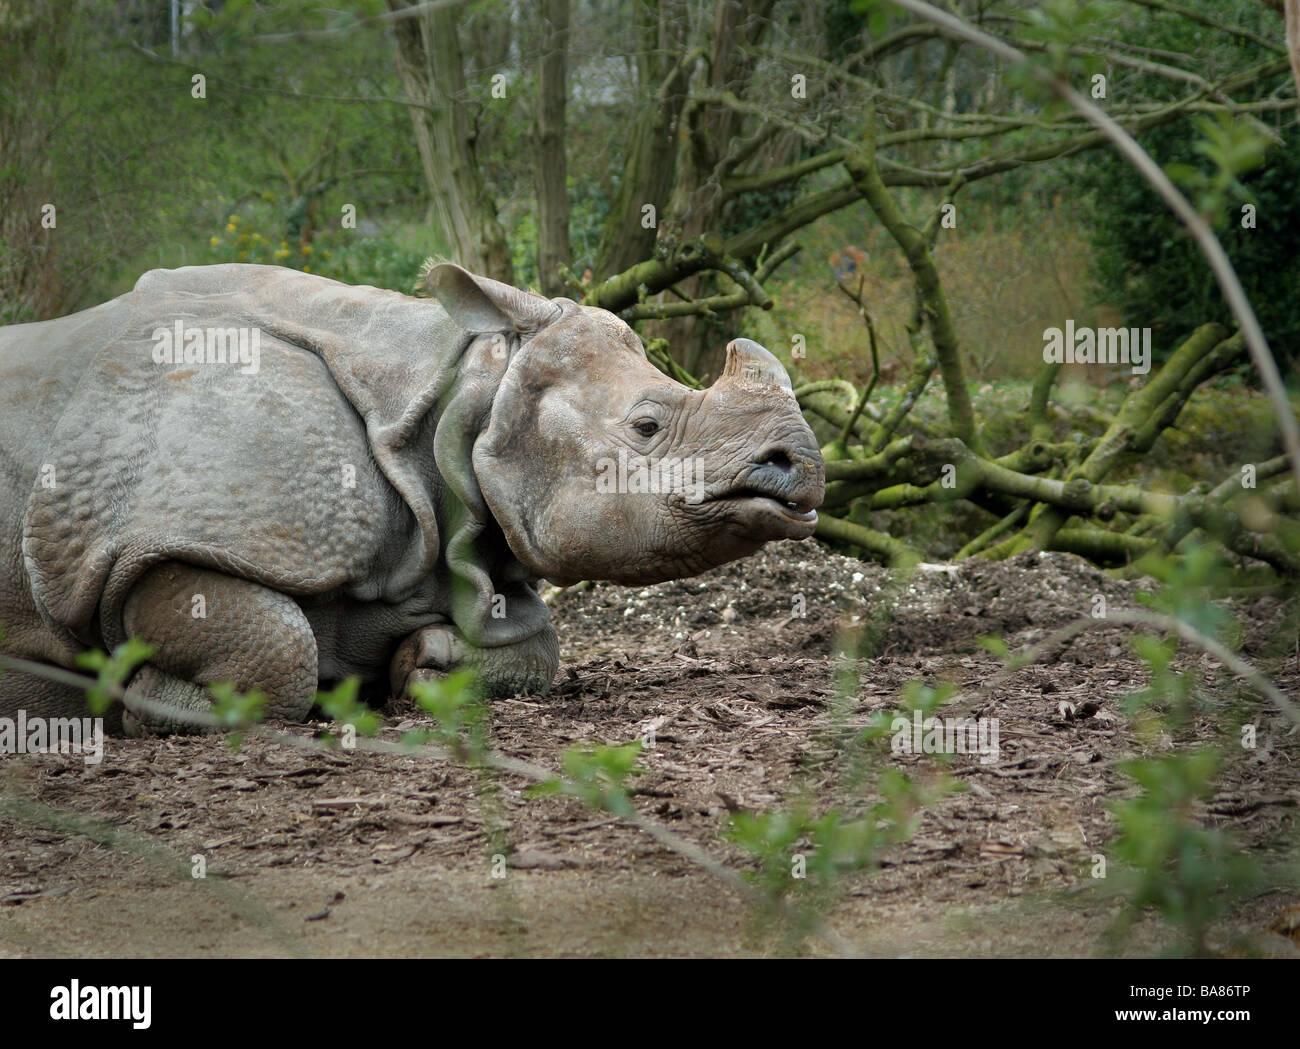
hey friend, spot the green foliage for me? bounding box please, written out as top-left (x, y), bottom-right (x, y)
top-left (1123, 634), bottom-right (1198, 734)
top-left (1104, 546), bottom-right (1264, 955)
top-left (727, 772), bottom-right (925, 902)
top-left (897, 678), bottom-right (957, 721)
top-left (1018, 0), bottom-right (1118, 81)
top-left (1164, 113), bottom-right (1269, 223)
top-left (74, 639), bottom-right (155, 715)
top-left (1135, 543), bottom-right (1235, 642)
top-left (206, 681), bottom-right (268, 749)
top-left (565, 173), bottom-right (613, 275)
top-left (1107, 751), bottom-right (1259, 956)
top-left (314, 677), bottom-right (381, 743)
top-left (527, 742), bottom-right (644, 817)
top-left (826, 0), bottom-right (875, 61)
top-left (1077, 10), bottom-right (1298, 365)
top-left (205, 204), bottom-right (429, 293)
top-left (976, 632), bottom-right (1047, 676)
top-left (408, 669), bottom-right (489, 759)
top-left (509, 211), bottom-right (539, 290)
top-left (723, 651), bottom-right (956, 943)
top-left (5, 0), bottom-right (425, 314)
top-left (972, 537), bottom-right (1274, 954)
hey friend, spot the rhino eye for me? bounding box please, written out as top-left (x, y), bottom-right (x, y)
top-left (633, 419), bottom-right (660, 438)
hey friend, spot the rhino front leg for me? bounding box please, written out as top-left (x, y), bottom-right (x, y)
top-left (389, 623), bottom-right (559, 702)
top-left (120, 563), bottom-right (317, 735)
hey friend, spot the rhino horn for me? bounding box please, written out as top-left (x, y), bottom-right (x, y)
top-left (714, 338), bottom-right (794, 393)
top-left (423, 262), bottom-right (561, 334)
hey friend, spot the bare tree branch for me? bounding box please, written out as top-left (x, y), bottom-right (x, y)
top-left (885, 0), bottom-right (1300, 496)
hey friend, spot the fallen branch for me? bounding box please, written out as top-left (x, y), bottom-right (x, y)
top-left (814, 512), bottom-right (923, 568)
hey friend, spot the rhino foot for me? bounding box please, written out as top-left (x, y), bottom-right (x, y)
top-left (390, 623), bottom-right (559, 702)
top-left (122, 665), bottom-right (223, 737)
top-left (121, 563), bottom-right (318, 735)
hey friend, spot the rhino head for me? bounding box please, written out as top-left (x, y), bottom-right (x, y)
top-left (428, 265), bottom-right (825, 587)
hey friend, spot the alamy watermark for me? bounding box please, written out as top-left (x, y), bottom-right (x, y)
top-left (596, 449), bottom-right (706, 503)
top-left (151, 321), bottom-right (261, 375)
top-left (1043, 320), bottom-right (1151, 375)
top-left (50, 981), bottom-right (151, 1029)
top-left (891, 710), bottom-right (1000, 765)
top-left (0, 710), bottom-right (104, 765)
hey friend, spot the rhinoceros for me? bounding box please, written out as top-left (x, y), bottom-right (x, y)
top-left (0, 263), bottom-right (824, 734)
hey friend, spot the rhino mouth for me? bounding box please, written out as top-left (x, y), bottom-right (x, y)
top-left (705, 485), bottom-right (820, 538)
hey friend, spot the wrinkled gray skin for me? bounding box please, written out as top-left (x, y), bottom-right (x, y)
top-left (0, 263), bottom-right (823, 734)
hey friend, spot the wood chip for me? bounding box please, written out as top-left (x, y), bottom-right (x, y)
top-left (311, 797), bottom-right (387, 809)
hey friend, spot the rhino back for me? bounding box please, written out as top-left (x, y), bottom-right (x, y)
top-left (0, 296), bottom-right (131, 491)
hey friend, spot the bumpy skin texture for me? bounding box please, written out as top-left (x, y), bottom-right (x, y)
top-left (0, 263), bottom-right (824, 734)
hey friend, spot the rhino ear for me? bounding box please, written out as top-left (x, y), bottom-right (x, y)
top-left (422, 263), bottom-right (560, 334)
top-left (715, 338), bottom-right (794, 392)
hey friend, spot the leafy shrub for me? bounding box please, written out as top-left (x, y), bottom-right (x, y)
top-left (206, 199), bottom-right (428, 293)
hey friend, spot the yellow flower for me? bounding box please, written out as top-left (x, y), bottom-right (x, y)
top-left (279, 240), bottom-right (288, 249)
top-left (225, 223), bottom-right (236, 233)
top-left (323, 251), bottom-right (331, 259)
top-left (301, 243), bottom-right (313, 255)
top-left (228, 214), bottom-right (239, 224)
top-left (209, 236), bottom-right (219, 247)
top-left (302, 265), bottom-right (312, 273)
top-left (274, 248), bottom-right (290, 260)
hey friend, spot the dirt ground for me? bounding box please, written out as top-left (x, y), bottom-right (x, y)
top-left (2, 539), bottom-right (1298, 958)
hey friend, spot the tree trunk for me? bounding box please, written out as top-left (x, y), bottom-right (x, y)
top-left (593, 0), bottom-right (691, 279)
top-left (1287, 1), bottom-right (1300, 102)
top-left (663, 0), bottom-right (776, 376)
top-left (387, 0), bottom-right (514, 283)
top-left (535, 0), bottom-right (571, 296)
top-left (668, 0), bottom-right (775, 237)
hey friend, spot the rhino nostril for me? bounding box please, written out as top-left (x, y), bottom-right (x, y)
top-left (756, 447), bottom-right (794, 471)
